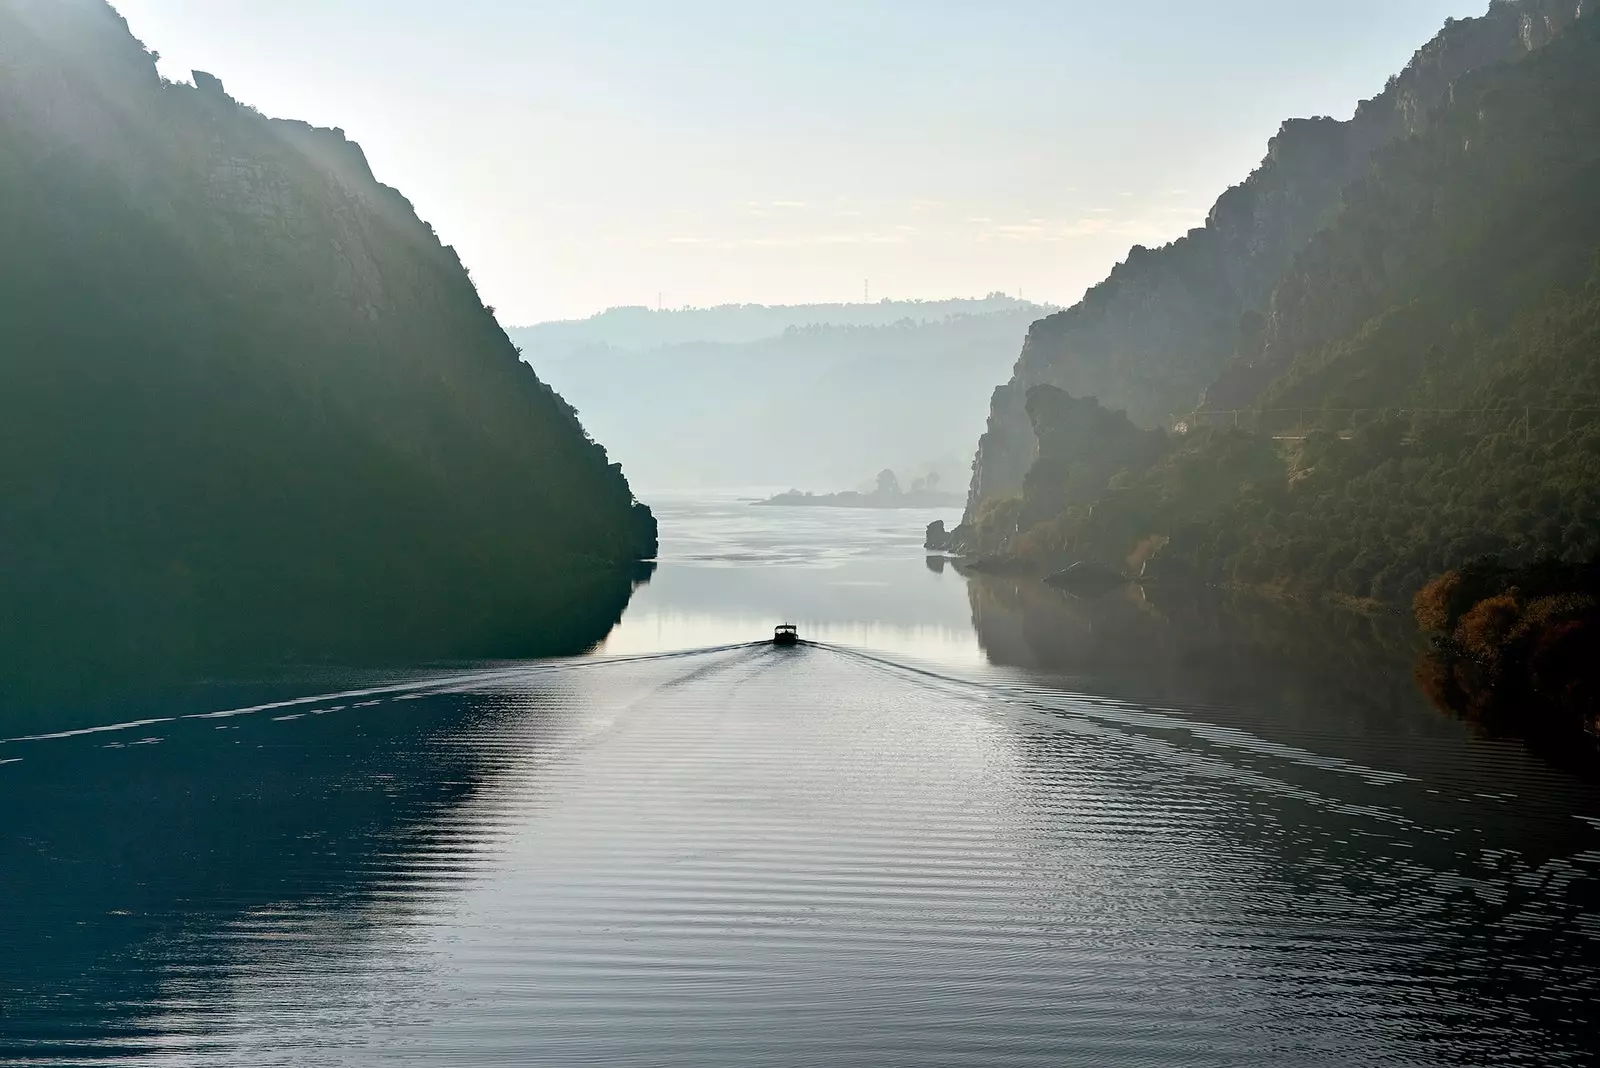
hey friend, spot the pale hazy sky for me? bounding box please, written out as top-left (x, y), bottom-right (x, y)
top-left (112, 1), bottom-right (1484, 324)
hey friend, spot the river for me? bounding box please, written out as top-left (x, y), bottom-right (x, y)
top-left (4, 494), bottom-right (1599, 1065)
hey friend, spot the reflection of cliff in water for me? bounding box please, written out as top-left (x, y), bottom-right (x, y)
top-left (1, 563), bottom-right (652, 739)
top-left (1, 674), bottom-right (584, 1057)
top-left (981, 583), bottom-right (1600, 1061)
top-left (969, 577), bottom-right (1418, 711)
top-left (2, 566), bottom-right (655, 1054)
top-left (965, 576), bottom-right (1600, 805)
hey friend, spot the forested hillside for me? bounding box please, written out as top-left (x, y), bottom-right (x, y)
top-left (954, 5), bottom-right (1600, 607)
top-left (0, 0), bottom-right (655, 701)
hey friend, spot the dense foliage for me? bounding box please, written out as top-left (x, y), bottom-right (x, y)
top-left (1413, 559), bottom-right (1600, 739)
top-left (0, 0), bottom-right (655, 702)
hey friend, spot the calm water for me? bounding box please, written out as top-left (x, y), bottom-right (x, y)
top-left (5, 494), bottom-right (1600, 1065)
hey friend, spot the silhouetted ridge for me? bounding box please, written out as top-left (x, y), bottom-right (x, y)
top-left (514, 295), bottom-right (1037, 353)
top-left (0, 0), bottom-right (655, 706)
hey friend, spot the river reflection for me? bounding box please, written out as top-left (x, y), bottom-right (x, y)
top-left (965, 575), bottom-right (1600, 860)
top-left (596, 495), bottom-right (979, 662)
top-left (3, 499), bottom-right (1599, 1064)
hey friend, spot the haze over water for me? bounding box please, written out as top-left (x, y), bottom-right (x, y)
top-left (4, 500), bottom-right (1600, 1064)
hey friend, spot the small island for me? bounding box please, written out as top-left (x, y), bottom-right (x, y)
top-left (756, 469), bottom-right (964, 510)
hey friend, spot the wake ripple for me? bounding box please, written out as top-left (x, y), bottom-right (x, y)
top-left (3, 643), bottom-right (1598, 1065)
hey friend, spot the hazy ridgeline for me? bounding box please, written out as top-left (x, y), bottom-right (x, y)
top-left (511, 297), bottom-right (1044, 491)
top-left (0, 0), bottom-right (654, 712)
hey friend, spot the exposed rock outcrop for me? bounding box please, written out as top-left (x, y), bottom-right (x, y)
top-left (962, 7), bottom-right (1600, 609)
top-left (965, 0), bottom-right (1588, 523)
top-left (1019, 386), bottom-right (1168, 533)
top-left (958, 384), bottom-right (1172, 561)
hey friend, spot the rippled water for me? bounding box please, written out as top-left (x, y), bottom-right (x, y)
top-left (4, 495), bottom-right (1600, 1064)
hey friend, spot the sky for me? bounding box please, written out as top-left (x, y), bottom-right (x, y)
top-left (111, 0), bottom-right (1487, 324)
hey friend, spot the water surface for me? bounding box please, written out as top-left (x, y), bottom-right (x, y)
top-left (4, 495), bottom-right (1599, 1065)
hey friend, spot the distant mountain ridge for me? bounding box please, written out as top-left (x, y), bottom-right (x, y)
top-left (965, 0), bottom-right (1588, 519)
top-left (0, 0), bottom-right (654, 701)
top-left (512, 299), bottom-right (1048, 491)
top-left (512, 295), bottom-right (1036, 356)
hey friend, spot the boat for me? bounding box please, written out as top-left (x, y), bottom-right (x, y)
top-left (772, 623), bottom-right (800, 646)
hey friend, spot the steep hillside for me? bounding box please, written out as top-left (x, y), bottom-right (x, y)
top-left (0, 0), bottom-right (655, 699)
top-left (956, 10), bottom-right (1600, 607)
top-left (522, 307), bottom-right (1043, 490)
top-left (965, 0), bottom-right (1587, 518)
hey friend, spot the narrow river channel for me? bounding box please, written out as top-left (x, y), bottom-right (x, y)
top-left (4, 495), bottom-right (1599, 1065)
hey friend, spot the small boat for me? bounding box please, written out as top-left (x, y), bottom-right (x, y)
top-left (772, 623), bottom-right (800, 646)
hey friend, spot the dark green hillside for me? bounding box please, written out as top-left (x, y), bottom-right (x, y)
top-left (0, 0), bottom-right (654, 704)
top-left (957, 11), bottom-right (1600, 605)
top-left (1167, 13), bottom-right (1600, 599)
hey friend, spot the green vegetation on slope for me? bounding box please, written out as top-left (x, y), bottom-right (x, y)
top-left (957, 11), bottom-right (1600, 611)
top-left (0, 0), bottom-right (654, 702)
top-left (965, 0), bottom-right (1587, 509)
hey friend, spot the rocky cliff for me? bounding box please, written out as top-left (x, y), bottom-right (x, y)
top-left (957, 8), bottom-right (1600, 606)
top-left (0, 0), bottom-right (655, 700)
top-left (965, 0), bottom-right (1588, 521)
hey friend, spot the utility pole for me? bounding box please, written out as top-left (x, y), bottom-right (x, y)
top-left (864, 279), bottom-right (870, 303)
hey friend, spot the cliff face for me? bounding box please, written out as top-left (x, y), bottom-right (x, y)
top-left (1017, 387), bottom-right (1168, 537)
top-left (959, 9), bottom-right (1600, 605)
top-left (1208, 2), bottom-right (1596, 415)
top-left (0, 0), bottom-right (655, 697)
top-left (965, 0), bottom-right (1588, 522)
